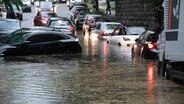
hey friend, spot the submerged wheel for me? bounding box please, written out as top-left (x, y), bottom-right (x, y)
top-left (165, 62), bottom-right (172, 80)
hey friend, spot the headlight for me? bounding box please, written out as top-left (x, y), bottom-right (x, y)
top-left (50, 8), bottom-right (53, 11)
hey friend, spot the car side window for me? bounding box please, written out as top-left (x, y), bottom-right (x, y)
top-left (139, 31), bottom-right (146, 41)
top-left (96, 23), bottom-right (101, 30)
top-left (143, 33), bottom-right (150, 41)
top-left (27, 34), bottom-right (67, 43)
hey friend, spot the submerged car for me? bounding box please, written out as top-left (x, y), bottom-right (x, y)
top-left (131, 30), bottom-right (159, 59)
top-left (6, 4), bottom-right (23, 20)
top-left (107, 26), bottom-right (145, 46)
top-left (0, 31), bottom-right (82, 56)
top-left (91, 22), bottom-right (123, 39)
top-left (46, 17), bottom-right (75, 35)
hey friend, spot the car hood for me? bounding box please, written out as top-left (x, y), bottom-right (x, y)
top-left (0, 29), bottom-right (15, 35)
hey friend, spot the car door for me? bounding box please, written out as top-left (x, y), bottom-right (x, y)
top-left (109, 27), bottom-right (126, 45)
top-left (26, 33), bottom-right (66, 54)
top-left (92, 23), bottom-right (101, 36)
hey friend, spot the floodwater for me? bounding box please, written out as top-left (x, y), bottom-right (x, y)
top-left (0, 32), bottom-right (184, 104)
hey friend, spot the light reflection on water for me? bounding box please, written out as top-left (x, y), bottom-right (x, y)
top-left (146, 62), bottom-right (156, 104)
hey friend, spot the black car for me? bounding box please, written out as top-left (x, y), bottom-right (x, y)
top-left (6, 4), bottom-right (23, 21)
top-left (131, 30), bottom-right (159, 59)
top-left (0, 31), bottom-right (82, 56)
top-left (0, 19), bottom-right (21, 42)
top-left (17, 26), bottom-right (74, 36)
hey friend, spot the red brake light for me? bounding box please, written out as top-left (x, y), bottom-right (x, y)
top-left (148, 42), bottom-right (157, 49)
top-left (68, 26), bottom-right (75, 30)
top-left (100, 31), bottom-right (108, 36)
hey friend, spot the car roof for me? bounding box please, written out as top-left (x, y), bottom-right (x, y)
top-left (21, 31), bottom-right (76, 39)
top-left (49, 17), bottom-right (70, 21)
top-left (0, 18), bottom-right (20, 22)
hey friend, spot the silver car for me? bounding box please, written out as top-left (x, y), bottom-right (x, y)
top-left (91, 22), bottom-right (123, 40)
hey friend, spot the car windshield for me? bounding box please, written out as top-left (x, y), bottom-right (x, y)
top-left (42, 12), bottom-right (58, 17)
top-left (50, 20), bottom-right (71, 26)
top-left (0, 20), bottom-right (20, 30)
top-left (126, 27), bottom-right (145, 35)
top-left (40, 1), bottom-right (52, 8)
top-left (105, 24), bottom-right (122, 30)
top-left (4, 31), bottom-right (29, 44)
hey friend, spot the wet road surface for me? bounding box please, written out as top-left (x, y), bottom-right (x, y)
top-left (0, 3), bottom-right (184, 104)
top-left (0, 32), bottom-right (184, 104)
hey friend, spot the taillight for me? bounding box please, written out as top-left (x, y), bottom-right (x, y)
top-left (148, 42), bottom-right (157, 49)
top-left (68, 26), bottom-right (75, 30)
top-left (100, 31), bottom-right (108, 36)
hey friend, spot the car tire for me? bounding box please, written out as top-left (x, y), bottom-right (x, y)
top-left (165, 62), bottom-right (172, 80)
top-left (107, 41), bottom-right (109, 44)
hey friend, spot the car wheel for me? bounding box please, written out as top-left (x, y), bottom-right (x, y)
top-left (165, 62), bottom-right (172, 80)
top-left (107, 40), bottom-right (109, 44)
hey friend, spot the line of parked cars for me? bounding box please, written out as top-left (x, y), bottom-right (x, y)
top-left (68, 2), bottom-right (159, 60)
top-left (0, 1), bottom-right (159, 58)
top-left (0, 1), bottom-right (82, 56)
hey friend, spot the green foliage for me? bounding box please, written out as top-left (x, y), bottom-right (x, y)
top-left (149, 0), bottom-right (164, 7)
top-left (1, 0), bottom-right (23, 10)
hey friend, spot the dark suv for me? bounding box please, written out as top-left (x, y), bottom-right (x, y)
top-left (6, 4), bottom-right (23, 21)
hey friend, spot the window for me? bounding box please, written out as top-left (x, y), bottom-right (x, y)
top-left (27, 34), bottom-right (68, 43)
top-left (6, 32), bottom-right (28, 44)
top-left (105, 24), bottom-right (122, 30)
top-left (95, 23), bottom-right (101, 30)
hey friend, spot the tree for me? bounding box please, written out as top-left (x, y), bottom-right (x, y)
top-left (1, 0), bottom-right (23, 10)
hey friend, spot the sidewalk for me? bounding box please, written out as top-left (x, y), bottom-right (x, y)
top-left (98, 1), bottom-right (115, 16)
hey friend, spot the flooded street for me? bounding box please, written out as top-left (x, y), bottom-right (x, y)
top-left (0, 3), bottom-right (184, 104)
top-left (0, 32), bottom-right (184, 104)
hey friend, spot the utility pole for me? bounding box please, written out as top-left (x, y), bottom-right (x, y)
top-left (95, 0), bottom-right (99, 11)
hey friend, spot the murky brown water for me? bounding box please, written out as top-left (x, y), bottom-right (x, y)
top-left (0, 33), bottom-right (184, 104)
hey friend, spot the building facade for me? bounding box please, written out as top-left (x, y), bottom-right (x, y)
top-left (115, 0), bottom-right (159, 30)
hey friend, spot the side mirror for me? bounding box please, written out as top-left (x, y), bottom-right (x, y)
top-left (135, 38), bottom-right (140, 42)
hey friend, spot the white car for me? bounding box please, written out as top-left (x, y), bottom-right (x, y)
top-left (107, 26), bottom-right (145, 46)
top-left (22, 0), bottom-right (32, 12)
top-left (91, 22), bottom-right (123, 40)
